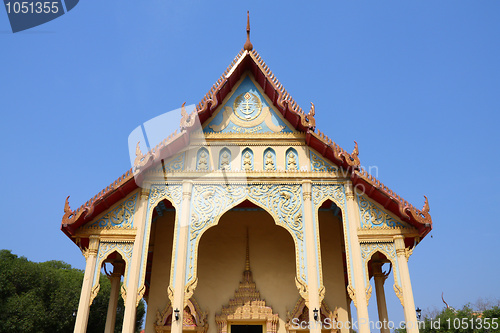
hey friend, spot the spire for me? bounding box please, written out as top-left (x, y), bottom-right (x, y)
top-left (245, 228), bottom-right (251, 271)
top-left (244, 11), bottom-right (253, 51)
top-left (242, 228), bottom-right (253, 283)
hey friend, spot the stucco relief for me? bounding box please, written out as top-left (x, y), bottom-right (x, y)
top-left (86, 193), bottom-right (138, 229)
top-left (357, 195), bottom-right (406, 229)
top-left (184, 183), bottom-right (308, 302)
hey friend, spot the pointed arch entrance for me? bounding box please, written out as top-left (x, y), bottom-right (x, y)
top-left (195, 200), bottom-right (297, 333)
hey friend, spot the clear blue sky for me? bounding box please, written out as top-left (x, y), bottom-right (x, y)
top-left (1, 0), bottom-right (499, 326)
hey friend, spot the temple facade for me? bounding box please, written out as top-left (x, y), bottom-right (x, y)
top-left (61, 16), bottom-right (432, 333)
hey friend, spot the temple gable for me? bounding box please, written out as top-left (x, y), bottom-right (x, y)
top-left (204, 75), bottom-right (294, 134)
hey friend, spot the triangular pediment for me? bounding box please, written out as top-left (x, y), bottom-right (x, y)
top-left (203, 74), bottom-right (295, 134)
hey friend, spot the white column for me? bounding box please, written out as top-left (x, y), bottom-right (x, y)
top-left (302, 181), bottom-right (321, 333)
top-left (104, 262), bottom-right (124, 333)
top-left (394, 236), bottom-right (419, 333)
top-left (74, 235), bottom-right (99, 333)
top-left (172, 181), bottom-right (193, 333)
top-left (344, 182), bottom-right (370, 333)
top-left (373, 261), bottom-right (389, 333)
top-left (122, 189), bottom-right (150, 333)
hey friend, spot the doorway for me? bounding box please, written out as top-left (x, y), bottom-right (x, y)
top-left (230, 324), bottom-right (263, 333)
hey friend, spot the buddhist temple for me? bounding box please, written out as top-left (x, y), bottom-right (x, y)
top-left (61, 13), bottom-right (432, 333)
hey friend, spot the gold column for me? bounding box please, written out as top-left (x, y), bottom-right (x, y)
top-left (344, 182), bottom-right (370, 333)
top-left (122, 189), bottom-right (150, 333)
top-left (302, 181), bottom-right (321, 333)
top-left (372, 261), bottom-right (389, 333)
top-left (172, 180), bottom-right (193, 333)
top-left (74, 235), bottom-right (99, 333)
top-left (104, 262), bottom-right (124, 333)
top-left (394, 235), bottom-right (419, 333)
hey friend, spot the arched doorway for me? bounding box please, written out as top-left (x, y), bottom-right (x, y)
top-left (195, 200), bottom-right (297, 333)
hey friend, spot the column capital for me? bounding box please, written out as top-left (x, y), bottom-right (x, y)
top-left (393, 235), bottom-right (405, 250)
top-left (345, 181), bottom-right (355, 201)
top-left (182, 180), bottom-right (193, 198)
top-left (372, 261), bottom-right (389, 281)
top-left (301, 180), bottom-right (312, 198)
top-left (82, 235), bottom-right (100, 259)
top-left (140, 188), bottom-right (150, 199)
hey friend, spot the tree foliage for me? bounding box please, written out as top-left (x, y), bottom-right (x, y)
top-left (0, 250), bottom-right (145, 333)
top-left (395, 302), bottom-right (500, 333)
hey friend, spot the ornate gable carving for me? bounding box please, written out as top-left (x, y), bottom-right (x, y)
top-left (205, 75), bottom-right (293, 135)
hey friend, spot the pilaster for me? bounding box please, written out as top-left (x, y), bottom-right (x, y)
top-left (394, 235), bottom-right (419, 333)
top-left (74, 235), bottom-right (100, 333)
top-left (171, 180), bottom-right (193, 333)
top-left (122, 188), bottom-right (150, 333)
top-left (344, 182), bottom-right (370, 333)
top-left (302, 180), bottom-right (321, 333)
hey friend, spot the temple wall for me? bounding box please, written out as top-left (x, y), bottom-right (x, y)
top-left (318, 211), bottom-right (350, 333)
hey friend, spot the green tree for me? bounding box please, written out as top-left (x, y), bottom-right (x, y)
top-left (0, 250), bottom-right (145, 333)
top-left (395, 303), bottom-right (500, 333)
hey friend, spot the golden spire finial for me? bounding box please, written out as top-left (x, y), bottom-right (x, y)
top-left (244, 11), bottom-right (253, 51)
top-left (245, 227), bottom-right (250, 271)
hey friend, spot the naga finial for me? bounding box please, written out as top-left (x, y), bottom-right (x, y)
top-left (244, 11), bottom-right (253, 51)
top-left (181, 101), bottom-right (187, 118)
top-left (422, 195), bottom-right (429, 214)
top-left (180, 102), bottom-right (195, 130)
top-left (352, 141), bottom-right (359, 158)
top-left (135, 142), bottom-right (143, 158)
top-left (308, 102), bottom-right (315, 117)
top-left (64, 196), bottom-right (72, 215)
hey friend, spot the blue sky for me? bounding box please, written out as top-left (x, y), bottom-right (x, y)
top-left (1, 0), bottom-right (499, 326)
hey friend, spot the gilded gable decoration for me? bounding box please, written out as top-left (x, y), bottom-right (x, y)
top-left (86, 193), bottom-right (138, 229)
top-left (310, 151), bottom-right (337, 172)
top-left (206, 76), bottom-right (291, 134)
top-left (357, 196), bottom-right (407, 229)
top-left (162, 153), bottom-right (185, 172)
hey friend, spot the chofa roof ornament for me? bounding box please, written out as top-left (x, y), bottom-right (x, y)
top-left (407, 195), bottom-right (432, 226)
top-left (243, 11), bottom-right (253, 51)
top-left (180, 102), bottom-right (196, 130)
